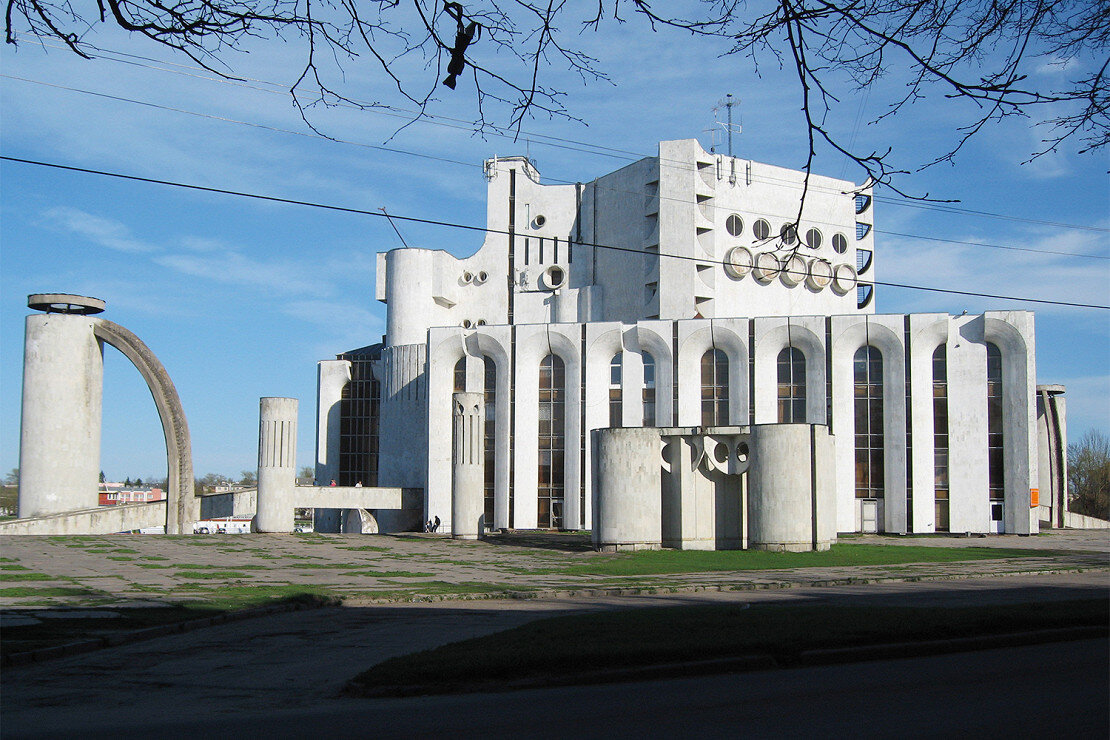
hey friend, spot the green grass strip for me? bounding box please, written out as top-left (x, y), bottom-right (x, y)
top-left (556, 543), bottom-right (1054, 576)
top-left (350, 598), bottom-right (1108, 695)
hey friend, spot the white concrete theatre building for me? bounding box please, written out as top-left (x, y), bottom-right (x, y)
top-left (315, 138), bottom-right (1048, 540)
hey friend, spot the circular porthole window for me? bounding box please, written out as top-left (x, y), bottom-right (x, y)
top-left (540, 264), bottom-right (567, 290)
top-left (832, 233), bottom-right (848, 254)
top-left (461, 271), bottom-right (473, 284)
top-left (805, 228), bottom-right (823, 249)
top-left (780, 254), bottom-right (807, 287)
top-left (474, 271), bottom-right (488, 284)
top-left (476, 319), bottom-right (487, 326)
top-left (462, 319), bottom-right (473, 329)
top-left (832, 263), bottom-right (858, 294)
top-left (726, 214), bottom-right (744, 237)
top-left (807, 259), bottom-right (833, 290)
top-left (752, 252), bottom-right (780, 283)
top-left (532, 214), bottom-right (546, 229)
top-left (753, 219), bottom-right (771, 241)
top-left (723, 246), bottom-right (753, 279)
top-left (780, 223), bottom-right (798, 246)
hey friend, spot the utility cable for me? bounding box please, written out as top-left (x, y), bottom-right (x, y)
top-left (3, 154), bottom-right (1106, 310)
top-left (5, 74), bottom-right (1107, 262)
top-left (8, 37), bottom-right (1110, 234)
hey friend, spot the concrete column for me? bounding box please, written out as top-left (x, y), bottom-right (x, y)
top-left (593, 427), bottom-right (661, 551)
top-left (451, 392), bottom-right (485, 539)
top-left (255, 397), bottom-right (298, 533)
top-left (19, 313), bottom-right (103, 517)
top-left (748, 424), bottom-right (834, 552)
top-left (315, 360), bottom-right (351, 532)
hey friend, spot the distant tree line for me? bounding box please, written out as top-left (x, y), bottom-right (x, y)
top-left (1069, 430), bottom-right (1110, 520)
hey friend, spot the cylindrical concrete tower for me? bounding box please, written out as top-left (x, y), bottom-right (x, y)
top-left (593, 427), bottom-right (662, 551)
top-left (747, 424), bottom-right (835, 552)
top-left (18, 294), bottom-right (106, 517)
top-left (451, 392), bottom-right (485, 539)
top-left (256, 397), bottom-right (298, 533)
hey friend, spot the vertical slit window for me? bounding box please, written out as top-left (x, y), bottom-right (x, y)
top-left (642, 352), bottom-right (656, 426)
top-left (701, 348), bottom-right (729, 426)
top-left (777, 347), bottom-right (806, 423)
top-left (854, 346), bottom-right (884, 499)
top-left (537, 354), bottom-right (565, 529)
top-left (933, 345), bottom-right (949, 531)
top-left (987, 343), bottom-right (1004, 514)
top-left (483, 356), bottom-right (496, 525)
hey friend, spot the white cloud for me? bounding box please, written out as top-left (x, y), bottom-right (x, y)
top-left (43, 206), bottom-right (158, 253)
top-left (153, 250), bottom-right (324, 295)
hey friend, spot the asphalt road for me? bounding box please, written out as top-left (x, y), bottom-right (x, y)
top-left (6, 639), bottom-right (1107, 739)
top-left (2, 572), bottom-right (1107, 738)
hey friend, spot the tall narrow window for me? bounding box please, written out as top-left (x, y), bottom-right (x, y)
top-left (932, 345), bottom-right (949, 531)
top-left (854, 346), bottom-right (884, 499)
top-left (986, 343), bottom-right (1004, 521)
top-left (701, 349), bottom-right (729, 426)
top-left (537, 354), bottom-right (565, 529)
top-left (777, 347), bottom-right (806, 422)
top-left (483, 356), bottom-right (496, 525)
top-left (453, 357), bottom-right (466, 393)
top-left (609, 352), bottom-right (623, 427)
top-left (642, 352), bottom-right (656, 426)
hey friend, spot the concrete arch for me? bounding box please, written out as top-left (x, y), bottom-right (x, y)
top-left (753, 321), bottom-right (827, 425)
top-left (830, 316), bottom-right (908, 534)
top-left (677, 321), bottom-right (749, 426)
top-left (983, 315), bottom-right (1036, 534)
top-left (426, 328), bottom-right (511, 530)
top-left (92, 318), bottom-right (195, 534)
top-left (633, 324), bottom-right (674, 426)
top-left (907, 314), bottom-right (952, 533)
top-left (514, 324), bottom-right (583, 529)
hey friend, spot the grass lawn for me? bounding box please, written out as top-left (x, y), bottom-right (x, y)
top-left (348, 598), bottom-right (1109, 696)
top-left (551, 543), bottom-right (1058, 576)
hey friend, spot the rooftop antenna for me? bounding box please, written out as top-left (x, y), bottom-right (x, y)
top-left (379, 207), bottom-right (409, 247)
top-left (715, 93), bottom-right (741, 184)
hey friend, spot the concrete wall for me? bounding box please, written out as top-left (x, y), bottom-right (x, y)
top-left (1036, 386), bottom-right (1068, 528)
top-left (0, 501), bottom-right (166, 535)
top-left (594, 424), bottom-right (835, 552)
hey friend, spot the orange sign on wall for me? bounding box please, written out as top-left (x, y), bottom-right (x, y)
top-left (1030, 488), bottom-right (1039, 507)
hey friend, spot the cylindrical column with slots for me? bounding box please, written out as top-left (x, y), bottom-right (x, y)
top-left (255, 397), bottom-right (298, 533)
top-left (451, 392), bottom-right (485, 539)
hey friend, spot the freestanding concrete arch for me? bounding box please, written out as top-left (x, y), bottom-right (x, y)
top-left (91, 318), bottom-right (196, 534)
top-left (16, 294), bottom-right (195, 535)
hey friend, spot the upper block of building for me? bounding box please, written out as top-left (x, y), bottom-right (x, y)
top-left (377, 139), bottom-right (875, 346)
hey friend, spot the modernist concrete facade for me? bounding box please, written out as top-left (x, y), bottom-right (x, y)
top-left (316, 139), bottom-right (1055, 541)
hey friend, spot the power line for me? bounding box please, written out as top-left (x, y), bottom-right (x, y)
top-left (3, 154), bottom-right (1107, 311)
top-left (875, 230), bottom-right (1109, 260)
top-left (11, 36), bottom-right (1109, 234)
top-left (5, 73), bottom-right (1106, 263)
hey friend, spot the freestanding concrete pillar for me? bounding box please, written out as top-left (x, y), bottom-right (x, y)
top-left (314, 360), bottom-right (351, 532)
top-left (18, 297), bottom-right (105, 517)
top-left (593, 427), bottom-right (662, 551)
top-left (256, 397), bottom-right (298, 533)
top-left (747, 424), bottom-right (836, 552)
top-left (451, 392), bottom-right (485, 539)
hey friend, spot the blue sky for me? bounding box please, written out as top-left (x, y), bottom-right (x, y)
top-left (2, 9), bottom-right (1107, 482)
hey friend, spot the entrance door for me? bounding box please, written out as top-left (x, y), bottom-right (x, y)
top-left (861, 500), bottom-right (879, 533)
